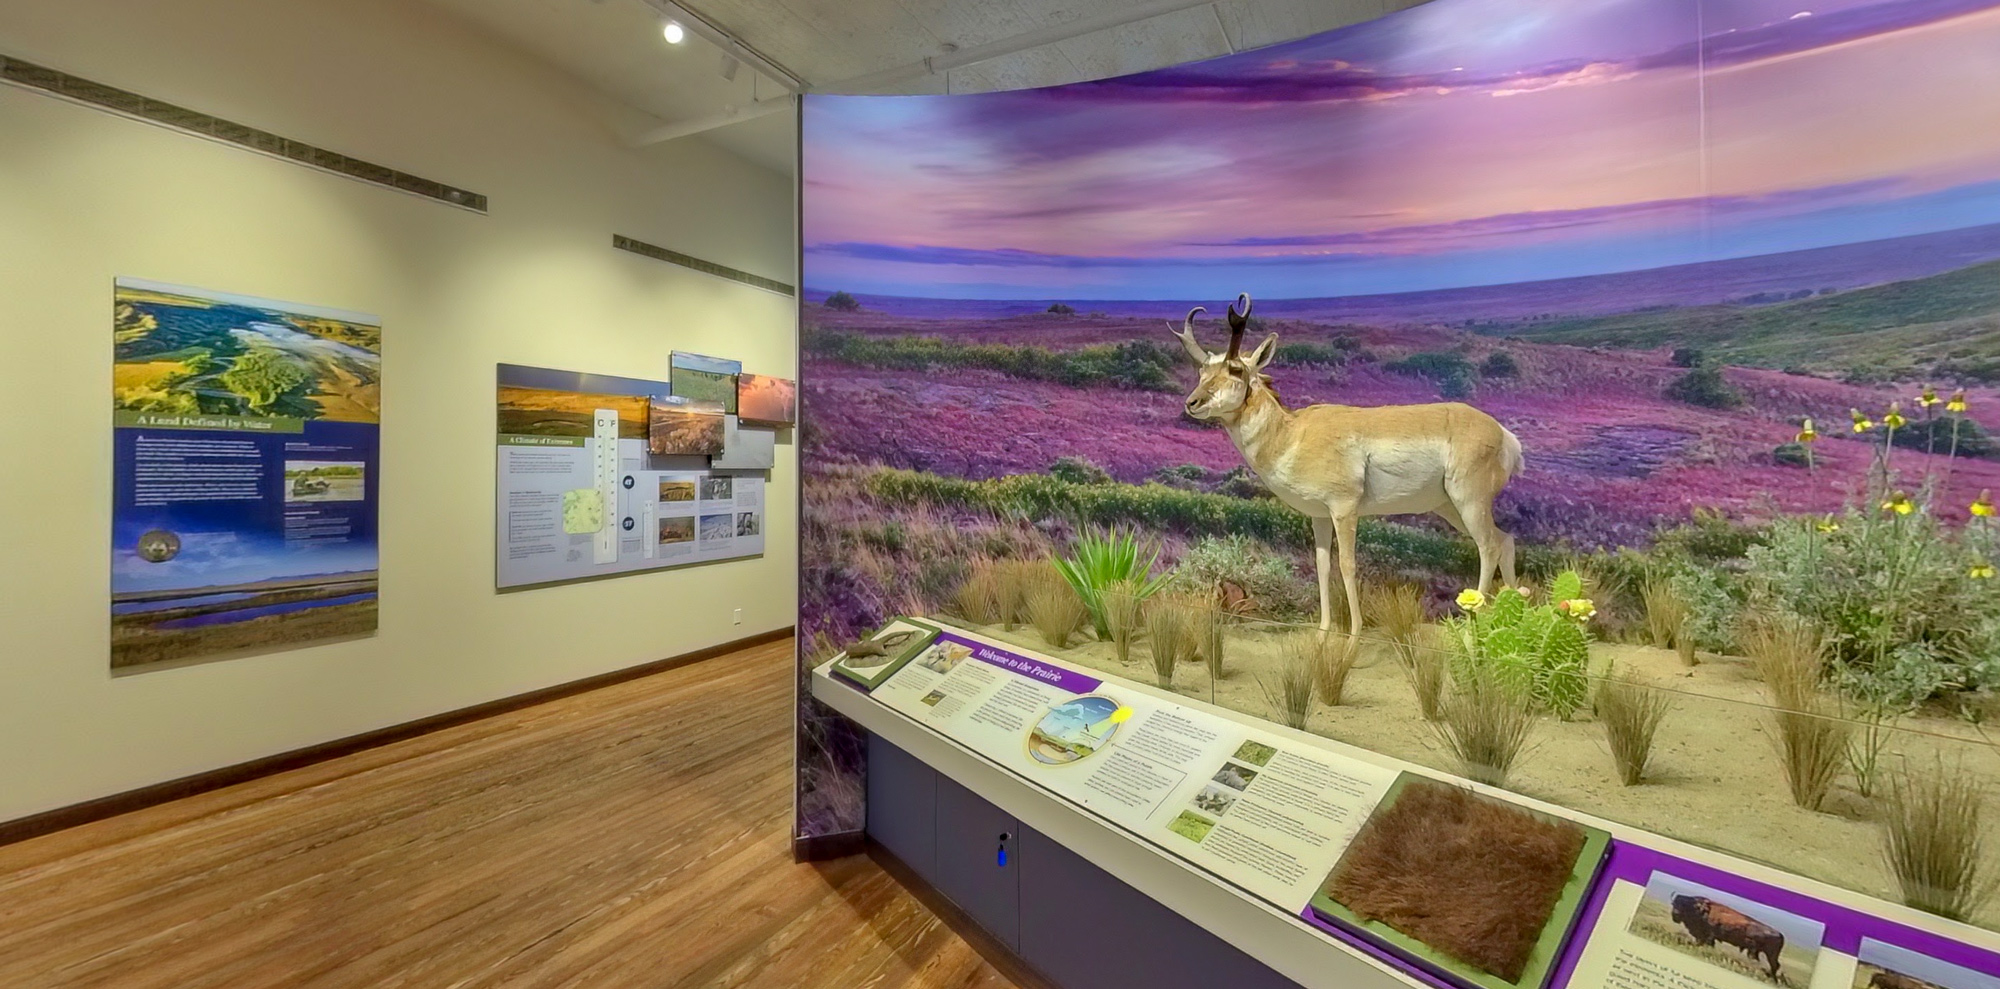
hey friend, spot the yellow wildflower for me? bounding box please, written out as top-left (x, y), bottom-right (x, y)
top-left (1972, 562), bottom-right (1995, 580)
top-left (1796, 418), bottom-right (1817, 444)
top-left (1973, 490), bottom-right (1995, 518)
top-left (1883, 402), bottom-right (1907, 429)
top-left (1815, 517), bottom-right (1840, 533)
top-left (1948, 389), bottom-right (1969, 414)
top-left (1850, 408), bottom-right (1874, 433)
top-left (1881, 491), bottom-right (1915, 515)
top-left (1919, 385), bottom-right (1940, 409)
top-left (1556, 598), bottom-right (1597, 622)
top-left (1456, 588), bottom-right (1486, 612)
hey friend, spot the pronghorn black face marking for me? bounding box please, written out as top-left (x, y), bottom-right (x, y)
top-left (1167, 293), bottom-right (1275, 420)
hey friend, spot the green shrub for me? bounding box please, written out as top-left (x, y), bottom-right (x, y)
top-left (1772, 441), bottom-right (1813, 467)
top-left (1046, 302), bottom-right (1076, 315)
top-left (1893, 416), bottom-right (1996, 459)
top-left (1665, 366), bottom-right (1745, 409)
top-left (803, 328), bottom-right (1179, 392)
top-left (1479, 352), bottom-right (1521, 378)
top-left (1385, 351), bottom-right (1477, 399)
top-left (1175, 535), bottom-right (1318, 621)
top-left (1670, 346), bottom-right (1705, 368)
top-left (860, 468), bottom-right (1563, 586)
top-left (1049, 456), bottom-right (1113, 485)
top-left (824, 290), bottom-right (861, 311)
top-left (1273, 339), bottom-right (1364, 367)
top-left (1743, 507), bottom-right (2000, 705)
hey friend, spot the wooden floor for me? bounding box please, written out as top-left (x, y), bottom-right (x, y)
top-left (0, 638), bottom-right (1018, 989)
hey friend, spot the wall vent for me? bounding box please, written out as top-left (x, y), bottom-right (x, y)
top-left (613, 235), bottom-right (795, 296)
top-left (0, 54), bottom-right (487, 213)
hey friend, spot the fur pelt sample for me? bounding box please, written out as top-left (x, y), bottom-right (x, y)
top-left (1327, 779), bottom-right (1585, 982)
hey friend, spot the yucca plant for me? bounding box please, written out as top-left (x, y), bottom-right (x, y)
top-left (1054, 528), bottom-right (1174, 640)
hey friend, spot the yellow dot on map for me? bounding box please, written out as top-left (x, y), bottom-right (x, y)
top-left (1109, 707), bottom-right (1133, 723)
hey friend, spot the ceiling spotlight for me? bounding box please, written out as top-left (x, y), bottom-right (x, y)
top-left (663, 20), bottom-right (685, 44)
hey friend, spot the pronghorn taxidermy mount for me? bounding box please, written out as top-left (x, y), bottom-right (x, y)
top-left (1170, 294), bottom-right (1524, 635)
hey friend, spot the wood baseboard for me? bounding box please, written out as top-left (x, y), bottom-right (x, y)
top-left (0, 626), bottom-right (794, 848)
top-left (864, 838), bottom-right (1061, 989)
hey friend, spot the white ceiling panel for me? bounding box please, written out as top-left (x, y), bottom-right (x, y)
top-left (416, 0), bottom-right (1419, 174)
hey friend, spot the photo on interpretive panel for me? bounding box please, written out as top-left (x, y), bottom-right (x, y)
top-left (1211, 762), bottom-right (1259, 791)
top-left (647, 397), bottom-right (724, 456)
top-left (1026, 694), bottom-right (1122, 766)
top-left (657, 516), bottom-right (695, 545)
top-left (915, 640), bottom-right (970, 674)
top-left (699, 513), bottom-right (734, 541)
top-left (658, 480), bottom-right (695, 502)
top-left (1628, 872), bottom-right (1824, 989)
top-left (736, 373), bottom-right (796, 426)
top-left (1853, 938), bottom-right (2000, 989)
top-left (283, 461), bottom-right (365, 502)
top-left (700, 476), bottom-right (734, 502)
top-left (1167, 810), bottom-right (1215, 843)
top-left (920, 690), bottom-right (947, 707)
top-left (736, 511), bottom-right (761, 536)
top-left (671, 352), bottom-right (740, 415)
top-left (1231, 740), bottom-right (1277, 767)
top-left (1191, 784), bottom-right (1239, 817)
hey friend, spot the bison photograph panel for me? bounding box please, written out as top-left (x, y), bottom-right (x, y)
top-left (1627, 872), bottom-right (1826, 989)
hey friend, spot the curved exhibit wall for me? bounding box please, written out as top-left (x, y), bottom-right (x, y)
top-left (0, 0), bottom-right (797, 824)
top-left (798, 0), bottom-right (2000, 937)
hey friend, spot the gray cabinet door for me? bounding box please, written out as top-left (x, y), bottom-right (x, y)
top-left (932, 775), bottom-right (1021, 951)
top-left (1019, 828), bottom-right (1302, 989)
top-left (866, 732), bottom-right (937, 882)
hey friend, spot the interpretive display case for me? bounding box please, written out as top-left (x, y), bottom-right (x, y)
top-left (815, 618), bottom-right (2000, 989)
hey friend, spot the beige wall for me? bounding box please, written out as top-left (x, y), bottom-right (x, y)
top-left (0, 0), bottom-right (798, 822)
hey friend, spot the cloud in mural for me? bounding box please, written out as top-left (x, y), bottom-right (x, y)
top-left (803, 0), bottom-right (2000, 299)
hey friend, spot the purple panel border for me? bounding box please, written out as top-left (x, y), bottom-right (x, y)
top-left (940, 632), bottom-right (1104, 695)
top-left (1545, 840), bottom-right (2000, 989)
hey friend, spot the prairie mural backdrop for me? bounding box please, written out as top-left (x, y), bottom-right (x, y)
top-left (795, 0), bottom-right (2000, 840)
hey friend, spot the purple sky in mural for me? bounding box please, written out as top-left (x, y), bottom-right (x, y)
top-left (802, 0), bottom-right (2000, 300)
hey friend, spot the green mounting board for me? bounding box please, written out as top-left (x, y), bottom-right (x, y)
top-left (829, 619), bottom-right (942, 690)
top-left (1309, 772), bottom-right (1612, 989)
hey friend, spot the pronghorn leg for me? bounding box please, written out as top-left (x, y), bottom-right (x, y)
top-left (1434, 500), bottom-right (1492, 593)
top-left (1311, 515), bottom-right (1334, 633)
top-left (1451, 498), bottom-right (1503, 596)
top-left (1333, 512), bottom-right (1363, 638)
top-left (1499, 531), bottom-right (1518, 589)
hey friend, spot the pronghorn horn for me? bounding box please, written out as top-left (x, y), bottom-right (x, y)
top-left (1169, 306), bottom-right (1209, 362)
top-left (1225, 293), bottom-right (1251, 359)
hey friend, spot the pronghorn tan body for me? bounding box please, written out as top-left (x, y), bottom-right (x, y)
top-left (1172, 294), bottom-right (1524, 634)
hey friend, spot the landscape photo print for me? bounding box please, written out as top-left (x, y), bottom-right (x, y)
top-left (794, 0), bottom-right (2000, 930)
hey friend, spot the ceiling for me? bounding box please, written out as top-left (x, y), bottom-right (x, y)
top-left (419, 0), bottom-right (1420, 174)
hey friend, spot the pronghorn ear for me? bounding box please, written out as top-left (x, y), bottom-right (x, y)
top-left (1246, 333), bottom-right (1278, 371)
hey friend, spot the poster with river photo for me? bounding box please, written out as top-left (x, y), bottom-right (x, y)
top-left (111, 278), bottom-right (382, 670)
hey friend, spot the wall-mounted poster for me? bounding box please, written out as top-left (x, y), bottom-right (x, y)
top-left (111, 278), bottom-right (381, 670)
top-left (736, 373), bottom-right (796, 427)
top-left (670, 352), bottom-right (740, 415)
top-left (496, 363), bottom-right (764, 589)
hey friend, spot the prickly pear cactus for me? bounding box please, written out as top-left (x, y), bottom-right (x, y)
top-left (1446, 572), bottom-right (1594, 718)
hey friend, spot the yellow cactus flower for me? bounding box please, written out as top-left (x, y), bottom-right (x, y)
top-left (1815, 517), bottom-right (1841, 534)
top-left (1973, 490), bottom-right (1995, 518)
top-left (1796, 418), bottom-right (1817, 444)
top-left (1456, 588), bottom-right (1486, 612)
top-left (1557, 598), bottom-right (1597, 622)
top-left (1881, 491), bottom-right (1915, 515)
top-left (1919, 385), bottom-right (1940, 409)
top-left (1850, 408), bottom-right (1875, 433)
top-left (1972, 562), bottom-right (1995, 580)
top-left (1949, 389), bottom-right (1969, 414)
top-left (1883, 402), bottom-right (1907, 429)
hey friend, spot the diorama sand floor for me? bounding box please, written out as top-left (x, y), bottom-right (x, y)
top-left (953, 619), bottom-right (2000, 931)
